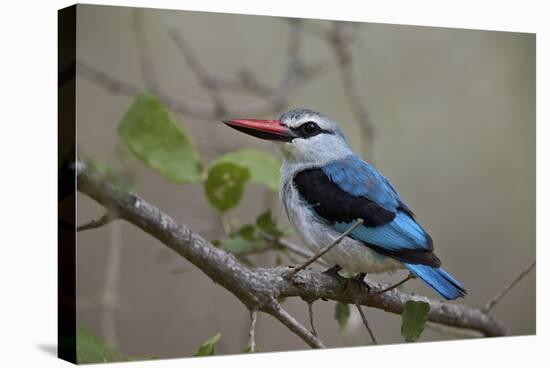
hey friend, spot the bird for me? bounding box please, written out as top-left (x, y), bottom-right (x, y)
top-left (223, 108), bottom-right (466, 300)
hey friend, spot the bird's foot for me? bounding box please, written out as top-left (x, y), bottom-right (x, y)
top-left (343, 272), bottom-right (371, 295)
top-left (320, 265), bottom-right (345, 300)
top-left (321, 267), bottom-right (372, 299)
top-left (322, 265), bottom-right (344, 280)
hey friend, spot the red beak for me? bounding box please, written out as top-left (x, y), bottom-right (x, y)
top-left (223, 119), bottom-right (295, 142)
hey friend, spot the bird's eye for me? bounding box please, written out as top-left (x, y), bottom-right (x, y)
top-left (301, 122), bottom-right (320, 136)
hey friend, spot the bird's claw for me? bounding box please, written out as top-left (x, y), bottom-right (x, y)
top-left (321, 266), bottom-right (371, 299)
top-left (344, 272), bottom-right (371, 295)
top-left (322, 264), bottom-right (344, 279)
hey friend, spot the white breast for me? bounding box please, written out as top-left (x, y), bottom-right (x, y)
top-left (280, 171), bottom-right (403, 274)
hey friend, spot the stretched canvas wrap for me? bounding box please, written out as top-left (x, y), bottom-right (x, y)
top-left (58, 4), bottom-right (536, 364)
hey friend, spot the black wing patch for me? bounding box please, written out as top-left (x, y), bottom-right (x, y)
top-left (293, 168), bottom-right (396, 227)
top-left (293, 168), bottom-right (440, 267)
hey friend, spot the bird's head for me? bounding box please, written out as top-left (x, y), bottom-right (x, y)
top-left (223, 108), bottom-right (352, 165)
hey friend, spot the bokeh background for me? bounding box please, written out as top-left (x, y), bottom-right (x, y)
top-left (75, 4), bottom-right (535, 359)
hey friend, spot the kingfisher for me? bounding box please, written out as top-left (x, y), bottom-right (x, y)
top-left (223, 108), bottom-right (466, 300)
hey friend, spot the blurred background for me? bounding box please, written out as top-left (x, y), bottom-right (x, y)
top-left (74, 4), bottom-right (535, 359)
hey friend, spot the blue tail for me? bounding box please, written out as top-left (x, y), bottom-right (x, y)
top-left (404, 263), bottom-right (466, 300)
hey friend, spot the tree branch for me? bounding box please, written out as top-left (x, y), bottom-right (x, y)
top-left (75, 158), bottom-right (507, 347)
top-left (268, 302), bottom-right (325, 348)
top-left (132, 9), bottom-right (161, 93)
top-left (371, 272), bottom-right (415, 295)
top-left (77, 212), bottom-right (117, 232)
top-left (165, 25), bottom-right (227, 115)
top-left (482, 260), bottom-right (536, 313)
top-left (331, 22), bottom-right (375, 159)
top-left (77, 19), bottom-right (330, 122)
top-left (307, 302), bottom-right (318, 337)
top-left (77, 61), bottom-right (214, 118)
top-left (355, 304), bottom-right (378, 344)
top-left (261, 232), bottom-right (329, 266)
top-left (247, 310), bottom-right (258, 352)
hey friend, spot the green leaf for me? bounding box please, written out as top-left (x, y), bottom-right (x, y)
top-left (401, 301), bottom-right (430, 342)
top-left (213, 149), bottom-right (280, 191)
top-left (256, 210), bottom-right (284, 237)
top-left (204, 162), bottom-right (250, 212)
top-left (76, 326), bottom-right (117, 364)
top-left (222, 224), bottom-right (263, 254)
top-left (193, 333), bottom-right (221, 356)
top-left (87, 159), bottom-right (135, 194)
top-left (118, 93), bottom-right (203, 183)
top-left (335, 302), bottom-right (350, 332)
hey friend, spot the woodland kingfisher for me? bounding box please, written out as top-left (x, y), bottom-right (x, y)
top-left (223, 108), bottom-right (466, 300)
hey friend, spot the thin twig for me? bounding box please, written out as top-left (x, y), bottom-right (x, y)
top-left (280, 18), bottom-right (331, 40)
top-left (331, 22), bottom-right (375, 160)
top-left (278, 238), bottom-right (320, 261)
top-left (371, 273), bottom-right (415, 295)
top-left (77, 212), bottom-right (117, 232)
top-left (482, 260), bottom-right (536, 313)
top-left (100, 221), bottom-right (123, 351)
top-left (132, 9), bottom-right (161, 93)
top-left (280, 18), bottom-right (366, 46)
top-left (289, 219), bottom-right (364, 276)
top-left (233, 69), bottom-right (273, 97)
top-left (77, 19), bottom-right (318, 121)
top-left (165, 26), bottom-right (227, 115)
top-left (247, 310), bottom-right (258, 352)
top-left (307, 302), bottom-right (318, 337)
top-left (268, 302), bottom-right (326, 348)
top-left (259, 231), bottom-right (330, 267)
top-left (355, 304), bottom-right (378, 344)
top-left (77, 61), bottom-right (214, 118)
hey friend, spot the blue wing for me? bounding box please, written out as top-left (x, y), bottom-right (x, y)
top-left (293, 155), bottom-right (437, 265)
top-left (293, 155), bottom-right (466, 299)
top-left (332, 212), bottom-right (430, 252)
top-left (321, 156), bottom-right (414, 217)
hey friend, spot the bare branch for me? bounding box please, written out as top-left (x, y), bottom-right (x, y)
top-left (280, 18), bottom-right (366, 46)
top-left (307, 302), bottom-right (318, 337)
top-left (371, 272), bottom-right (415, 295)
top-left (355, 304), bottom-right (378, 344)
top-left (75, 158), bottom-right (507, 344)
top-left (482, 260), bottom-right (536, 313)
top-left (165, 26), bottom-right (227, 115)
top-left (235, 231), bottom-right (319, 260)
top-left (247, 310), bottom-right (258, 352)
top-left (77, 212), bottom-right (117, 232)
top-left (288, 218), bottom-right (364, 277)
top-left (260, 232), bottom-right (329, 265)
top-left (100, 221), bottom-right (123, 351)
top-left (233, 69), bottom-right (273, 97)
top-left (331, 22), bottom-right (375, 159)
top-left (77, 19), bottom-right (327, 122)
top-left (267, 302), bottom-right (325, 348)
top-left (132, 9), bottom-right (161, 93)
top-left (77, 61), bottom-right (214, 118)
